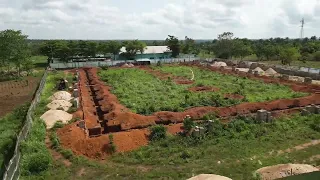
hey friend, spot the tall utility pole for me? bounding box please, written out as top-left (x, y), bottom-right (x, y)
top-left (300, 18), bottom-right (305, 39)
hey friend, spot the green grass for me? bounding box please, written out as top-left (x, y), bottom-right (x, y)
top-left (31, 56), bottom-right (48, 70)
top-left (20, 114), bottom-right (320, 180)
top-left (20, 71), bottom-right (73, 176)
top-left (98, 66), bottom-right (306, 115)
top-left (0, 104), bottom-right (29, 179)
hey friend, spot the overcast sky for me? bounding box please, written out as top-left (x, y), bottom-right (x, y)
top-left (0, 0), bottom-right (320, 39)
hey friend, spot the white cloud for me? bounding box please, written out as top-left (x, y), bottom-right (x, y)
top-left (0, 0), bottom-right (320, 39)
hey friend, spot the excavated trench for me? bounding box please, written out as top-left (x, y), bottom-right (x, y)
top-left (84, 69), bottom-right (105, 131)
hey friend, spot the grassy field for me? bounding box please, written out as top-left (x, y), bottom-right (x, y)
top-left (31, 56), bottom-right (48, 70)
top-left (0, 104), bottom-right (29, 178)
top-left (19, 71), bottom-right (73, 177)
top-left (98, 66), bottom-right (306, 115)
top-left (20, 114), bottom-right (320, 180)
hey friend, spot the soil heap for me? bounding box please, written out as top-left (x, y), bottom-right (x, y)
top-left (121, 63), bottom-right (130, 68)
top-left (211, 62), bottom-right (227, 67)
top-left (256, 164), bottom-right (319, 180)
top-left (265, 68), bottom-right (278, 76)
top-left (40, 110), bottom-right (73, 129)
top-left (128, 63), bottom-right (135, 67)
top-left (187, 174), bottom-right (232, 180)
top-left (47, 100), bottom-right (72, 111)
top-left (253, 67), bottom-right (265, 75)
top-left (49, 91), bottom-right (73, 101)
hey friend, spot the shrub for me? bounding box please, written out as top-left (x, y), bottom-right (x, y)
top-left (157, 61), bottom-right (162, 67)
top-left (180, 150), bottom-right (192, 159)
top-left (60, 149), bottom-right (74, 160)
top-left (67, 107), bottom-right (77, 113)
top-left (101, 65), bottom-right (109, 70)
top-left (149, 125), bottom-right (167, 141)
top-left (310, 118), bottom-right (320, 132)
top-left (52, 121), bottom-right (64, 129)
top-left (313, 51), bottom-right (320, 61)
top-left (22, 153), bottom-right (52, 175)
top-left (183, 116), bottom-right (195, 134)
top-left (108, 134), bottom-right (117, 153)
top-left (50, 132), bottom-right (60, 149)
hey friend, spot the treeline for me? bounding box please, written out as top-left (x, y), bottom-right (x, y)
top-left (198, 32), bottom-right (320, 65)
top-left (33, 36), bottom-right (199, 61)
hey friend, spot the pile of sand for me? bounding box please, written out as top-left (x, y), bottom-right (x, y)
top-left (128, 63), bottom-right (134, 67)
top-left (49, 91), bottom-right (72, 101)
top-left (47, 100), bottom-right (72, 111)
top-left (40, 110), bottom-right (73, 129)
top-left (121, 63), bottom-right (130, 68)
top-left (187, 174), bottom-right (232, 180)
top-left (256, 164), bottom-right (319, 180)
top-left (265, 68), bottom-right (278, 75)
top-left (253, 67), bottom-right (265, 75)
top-left (211, 62), bottom-right (227, 67)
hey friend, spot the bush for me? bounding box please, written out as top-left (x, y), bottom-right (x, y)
top-left (180, 150), bottom-right (192, 159)
top-left (183, 116), bottom-right (195, 134)
top-left (52, 121), bottom-right (64, 129)
top-left (60, 149), bottom-right (74, 160)
top-left (310, 118), bottom-right (320, 132)
top-left (313, 51), bottom-right (320, 61)
top-left (50, 132), bottom-right (60, 149)
top-left (149, 125), bottom-right (167, 141)
top-left (108, 134), bottom-right (117, 153)
top-left (22, 153), bottom-right (52, 175)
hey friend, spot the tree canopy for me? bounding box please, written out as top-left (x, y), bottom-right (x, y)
top-left (0, 29), bottom-right (31, 76)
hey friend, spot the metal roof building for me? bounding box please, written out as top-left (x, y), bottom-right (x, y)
top-left (119, 46), bottom-right (172, 60)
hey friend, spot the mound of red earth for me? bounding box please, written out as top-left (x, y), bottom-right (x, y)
top-left (57, 122), bottom-right (183, 158)
top-left (57, 66), bottom-right (320, 159)
top-left (189, 86), bottom-right (220, 92)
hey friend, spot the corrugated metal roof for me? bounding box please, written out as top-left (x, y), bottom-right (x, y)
top-left (120, 46), bottom-right (171, 54)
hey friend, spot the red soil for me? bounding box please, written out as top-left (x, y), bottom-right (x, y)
top-left (0, 77), bottom-right (40, 118)
top-left (57, 65), bottom-right (320, 159)
top-left (189, 86), bottom-right (220, 92)
top-left (224, 94), bottom-right (245, 100)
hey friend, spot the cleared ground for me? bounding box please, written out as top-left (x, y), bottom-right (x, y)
top-left (19, 64), bottom-right (320, 180)
top-left (98, 65), bottom-right (306, 115)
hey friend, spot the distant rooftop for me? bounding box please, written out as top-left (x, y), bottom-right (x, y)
top-left (120, 46), bottom-right (171, 54)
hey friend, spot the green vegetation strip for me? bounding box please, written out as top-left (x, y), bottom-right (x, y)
top-left (22, 114), bottom-right (320, 180)
top-left (0, 104), bottom-right (29, 178)
top-left (98, 66), bottom-right (306, 115)
top-left (20, 71), bottom-right (73, 177)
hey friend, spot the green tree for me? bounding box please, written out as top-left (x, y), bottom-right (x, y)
top-left (123, 40), bottom-right (146, 60)
top-left (0, 29), bottom-right (31, 76)
top-left (232, 39), bottom-right (253, 60)
top-left (165, 35), bottom-right (180, 58)
top-left (313, 51), bottom-right (320, 61)
top-left (87, 41), bottom-right (98, 57)
top-left (213, 32), bottom-right (234, 59)
top-left (279, 47), bottom-right (300, 65)
top-left (182, 36), bottom-right (195, 55)
top-left (108, 41), bottom-right (122, 60)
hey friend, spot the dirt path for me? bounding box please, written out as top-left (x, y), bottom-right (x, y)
top-left (277, 140), bottom-right (320, 155)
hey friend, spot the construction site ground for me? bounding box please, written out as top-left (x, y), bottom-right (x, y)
top-left (23, 63), bottom-right (320, 180)
top-left (56, 63), bottom-right (320, 159)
